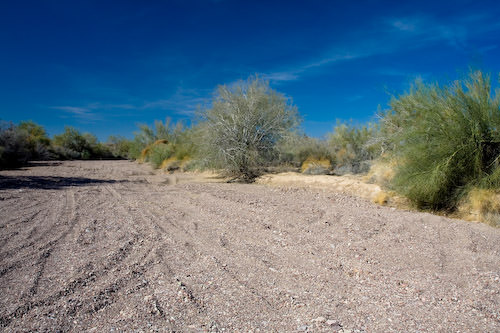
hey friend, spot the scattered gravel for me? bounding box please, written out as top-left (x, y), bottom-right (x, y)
top-left (1, 160), bottom-right (499, 331)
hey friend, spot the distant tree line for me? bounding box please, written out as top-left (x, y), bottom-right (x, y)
top-left (0, 122), bottom-right (129, 169)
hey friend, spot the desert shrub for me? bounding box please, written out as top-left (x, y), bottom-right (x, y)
top-left (277, 132), bottom-right (334, 169)
top-left (129, 118), bottom-right (186, 161)
top-left (0, 121), bottom-right (29, 168)
top-left (198, 76), bottom-right (299, 181)
top-left (18, 121), bottom-right (51, 160)
top-left (380, 70), bottom-right (500, 210)
top-left (107, 136), bottom-right (132, 158)
top-left (328, 121), bottom-right (379, 174)
top-left (147, 141), bottom-right (175, 169)
top-left (52, 126), bottom-right (112, 159)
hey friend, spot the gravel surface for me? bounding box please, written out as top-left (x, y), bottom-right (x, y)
top-left (1, 160), bottom-right (499, 332)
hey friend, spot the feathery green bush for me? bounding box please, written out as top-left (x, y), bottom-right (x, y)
top-left (380, 71), bottom-right (500, 210)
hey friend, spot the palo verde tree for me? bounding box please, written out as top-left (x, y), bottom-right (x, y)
top-left (199, 76), bottom-right (299, 181)
top-left (380, 70), bottom-right (500, 210)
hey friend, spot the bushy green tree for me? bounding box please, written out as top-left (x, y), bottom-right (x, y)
top-left (198, 76), bottom-right (299, 180)
top-left (380, 70), bottom-right (500, 209)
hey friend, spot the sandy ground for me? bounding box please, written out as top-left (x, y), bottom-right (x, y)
top-left (1, 160), bottom-right (499, 332)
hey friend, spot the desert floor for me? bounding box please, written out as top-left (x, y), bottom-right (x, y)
top-left (1, 160), bottom-right (499, 332)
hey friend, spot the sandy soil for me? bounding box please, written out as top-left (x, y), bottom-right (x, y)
top-left (1, 160), bottom-right (499, 332)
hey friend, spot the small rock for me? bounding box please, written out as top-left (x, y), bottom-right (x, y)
top-left (326, 319), bottom-right (342, 330)
top-left (297, 325), bottom-right (309, 331)
top-left (312, 316), bottom-right (326, 323)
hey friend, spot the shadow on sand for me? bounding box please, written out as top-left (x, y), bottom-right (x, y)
top-left (0, 175), bottom-right (128, 190)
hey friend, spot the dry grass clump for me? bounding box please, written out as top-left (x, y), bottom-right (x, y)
top-left (301, 157), bottom-right (331, 175)
top-left (365, 158), bottom-right (397, 186)
top-left (459, 188), bottom-right (500, 227)
top-left (372, 190), bottom-right (390, 205)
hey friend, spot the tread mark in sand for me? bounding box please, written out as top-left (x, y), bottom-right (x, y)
top-left (0, 236), bottom-right (141, 328)
top-left (0, 191), bottom-right (74, 278)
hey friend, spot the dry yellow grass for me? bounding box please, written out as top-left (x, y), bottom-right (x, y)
top-left (372, 191), bottom-right (390, 205)
top-left (365, 159), bottom-right (397, 186)
top-left (458, 188), bottom-right (500, 226)
top-left (301, 157), bottom-right (331, 174)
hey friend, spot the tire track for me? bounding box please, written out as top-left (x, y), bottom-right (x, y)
top-left (135, 189), bottom-right (280, 314)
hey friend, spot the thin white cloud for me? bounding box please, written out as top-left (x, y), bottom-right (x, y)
top-left (261, 51), bottom-right (366, 83)
top-left (141, 87), bottom-right (211, 115)
top-left (50, 103), bottom-right (137, 121)
top-left (262, 11), bottom-right (500, 85)
top-left (51, 106), bottom-right (92, 115)
top-left (392, 19), bottom-right (419, 32)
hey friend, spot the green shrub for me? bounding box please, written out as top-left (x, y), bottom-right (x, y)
top-left (52, 126), bottom-right (112, 159)
top-left (380, 70), bottom-right (500, 210)
top-left (328, 121), bottom-right (379, 174)
top-left (18, 120), bottom-right (51, 160)
top-left (277, 132), bottom-right (334, 169)
top-left (198, 76), bottom-right (299, 180)
top-left (148, 142), bottom-right (175, 169)
top-left (107, 136), bottom-right (132, 158)
top-left (0, 121), bottom-right (29, 168)
top-left (129, 118), bottom-right (185, 161)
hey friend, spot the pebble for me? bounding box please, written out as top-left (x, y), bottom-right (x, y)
top-left (312, 316), bottom-right (326, 323)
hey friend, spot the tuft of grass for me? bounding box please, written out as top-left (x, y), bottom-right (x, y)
top-left (365, 158), bottom-right (397, 186)
top-left (372, 191), bottom-right (390, 205)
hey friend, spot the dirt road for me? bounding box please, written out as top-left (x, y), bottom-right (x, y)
top-left (1, 161), bottom-right (499, 332)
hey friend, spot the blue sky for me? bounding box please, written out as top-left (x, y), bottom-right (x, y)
top-left (1, 0), bottom-right (500, 140)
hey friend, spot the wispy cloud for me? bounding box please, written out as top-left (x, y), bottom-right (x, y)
top-left (261, 11), bottom-right (500, 85)
top-left (51, 87), bottom-right (212, 122)
top-left (261, 51), bottom-right (365, 83)
top-left (141, 87), bottom-right (211, 115)
top-left (51, 103), bottom-right (136, 121)
top-left (388, 15), bottom-right (468, 48)
top-left (51, 106), bottom-right (99, 121)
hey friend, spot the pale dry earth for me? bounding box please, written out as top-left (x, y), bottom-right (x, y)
top-left (1, 160), bottom-right (499, 332)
